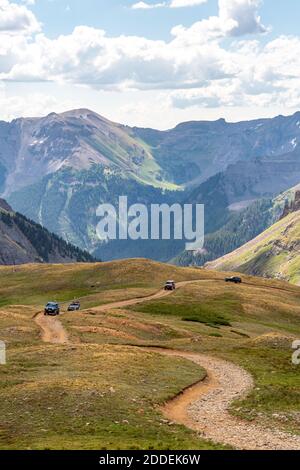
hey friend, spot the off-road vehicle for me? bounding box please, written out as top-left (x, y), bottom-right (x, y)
top-left (164, 280), bottom-right (176, 291)
top-left (68, 301), bottom-right (81, 312)
top-left (44, 302), bottom-right (60, 316)
top-left (225, 276), bottom-right (242, 284)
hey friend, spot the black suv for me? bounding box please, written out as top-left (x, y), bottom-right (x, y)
top-left (44, 302), bottom-right (60, 316)
top-left (225, 276), bottom-right (242, 284)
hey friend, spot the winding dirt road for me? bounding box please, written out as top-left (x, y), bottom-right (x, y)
top-left (34, 282), bottom-right (300, 450)
top-left (91, 280), bottom-right (209, 312)
top-left (33, 282), bottom-right (193, 344)
top-left (155, 349), bottom-right (300, 450)
top-left (35, 313), bottom-right (69, 344)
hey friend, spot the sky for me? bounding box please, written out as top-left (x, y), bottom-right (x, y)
top-left (1, 0), bottom-right (300, 128)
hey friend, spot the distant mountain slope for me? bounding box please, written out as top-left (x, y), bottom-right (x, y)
top-left (2, 109), bottom-right (300, 196)
top-left (0, 199), bottom-right (94, 265)
top-left (133, 112), bottom-right (300, 186)
top-left (186, 150), bottom-right (300, 230)
top-left (174, 160), bottom-right (300, 267)
top-left (3, 109), bottom-right (300, 262)
top-left (8, 166), bottom-right (181, 260)
top-left (174, 183), bottom-right (300, 268)
top-left (0, 109), bottom-right (173, 197)
top-left (174, 198), bottom-right (275, 266)
top-left (206, 209), bottom-right (300, 285)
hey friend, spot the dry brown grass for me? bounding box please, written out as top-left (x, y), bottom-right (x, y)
top-left (247, 332), bottom-right (297, 349)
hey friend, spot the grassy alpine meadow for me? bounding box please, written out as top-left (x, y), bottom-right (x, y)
top-left (0, 259), bottom-right (300, 448)
top-left (0, 259), bottom-right (210, 309)
top-left (0, 341), bottom-right (215, 450)
top-left (0, 260), bottom-right (225, 450)
top-left (129, 277), bottom-right (300, 435)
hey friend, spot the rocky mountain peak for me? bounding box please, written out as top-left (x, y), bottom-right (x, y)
top-left (281, 190), bottom-right (300, 219)
top-left (0, 199), bottom-right (12, 212)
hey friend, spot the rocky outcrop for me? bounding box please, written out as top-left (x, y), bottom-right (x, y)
top-left (0, 199), bottom-right (12, 212)
top-left (281, 191), bottom-right (300, 218)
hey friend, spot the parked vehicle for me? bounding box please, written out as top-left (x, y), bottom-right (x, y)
top-left (164, 280), bottom-right (176, 291)
top-left (225, 276), bottom-right (242, 284)
top-left (68, 301), bottom-right (81, 312)
top-left (44, 302), bottom-right (60, 316)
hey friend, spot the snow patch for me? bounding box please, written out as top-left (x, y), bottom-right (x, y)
top-left (48, 160), bottom-right (66, 172)
top-left (103, 168), bottom-right (115, 177)
top-left (249, 123), bottom-right (263, 131)
top-left (228, 199), bottom-right (258, 212)
top-left (29, 138), bottom-right (47, 147)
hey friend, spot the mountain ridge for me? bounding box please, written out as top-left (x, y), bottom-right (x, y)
top-left (0, 199), bottom-right (95, 265)
top-left (206, 201), bottom-right (300, 285)
top-left (2, 108), bottom-right (300, 194)
top-left (2, 108), bottom-right (300, 262)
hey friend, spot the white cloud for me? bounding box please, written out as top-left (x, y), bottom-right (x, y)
top-left (2, 0), bottom-right (300, 118)
top-left (0, 25), bottom-right (234, 91)
top-left (169, 34), bottom-right (300, 109)
top-left (0, 1), bottom-right (267, 89)
top-left (131, 2), bottom-right (166, 9)
top-left (0, 82), bottom-right (73, 121)
top-left (131, 0), bottom-right (207, 9)
top-left (170, 0), bottom-right (207, 7)
top-left (219, 0), bottom-right (267, 36)
top-left (171, 0), bottom-right (268, 44)
top-left (132, 0), bottom-right (267, 39)
top-left (0, 0), bottom-right (40, 34)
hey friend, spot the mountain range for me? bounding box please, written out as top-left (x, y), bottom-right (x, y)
top-left (1, 108), bottom-right (300, 264)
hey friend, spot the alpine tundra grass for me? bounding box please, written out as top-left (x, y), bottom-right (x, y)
top-left (0, 259), bottom-right (299, 449)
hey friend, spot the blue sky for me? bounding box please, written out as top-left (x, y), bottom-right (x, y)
top-left (2, 0), bottom-right (300, 128)
top-left (21, 0), bottom-right (300, 40)
top-left (27, 0), bottom-right (223, 38)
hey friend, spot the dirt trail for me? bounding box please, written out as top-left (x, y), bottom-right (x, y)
top-left (33, 281), bottom-right (300, 449)
top-left (35, 313), bottom-right (69, 344)
top-left (152, 348), bottom-right (300, 450)
top-left (33, 282), bottom-right (194, 344)
top-left (34, 282), bottom-right (200, 344)
top-left (92, 280), bottom-right (208, 312)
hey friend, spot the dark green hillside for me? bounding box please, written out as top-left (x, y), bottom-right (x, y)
top-left (0, 200), bottom-right (95, 265)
